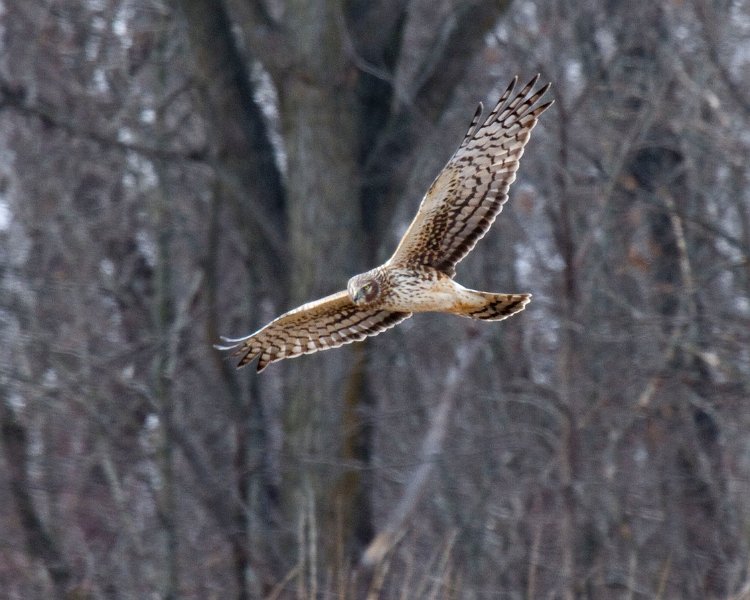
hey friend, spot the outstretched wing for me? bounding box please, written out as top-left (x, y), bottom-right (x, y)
top-left (216, 291), bottom-right (412, 371)
top-left (388, 75), bottom-right (553, 276)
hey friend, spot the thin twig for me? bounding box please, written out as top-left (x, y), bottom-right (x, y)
top-left (360, 331), bottom-right (486, 567)
top-left (0, 79), bottom-right (208, 162)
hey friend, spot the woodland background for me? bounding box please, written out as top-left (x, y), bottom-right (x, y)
top-left (2, 0), bottom-right (750, 598)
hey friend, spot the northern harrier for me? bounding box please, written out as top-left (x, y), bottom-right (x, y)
top-left (218, 75), bottom-right (552, 371)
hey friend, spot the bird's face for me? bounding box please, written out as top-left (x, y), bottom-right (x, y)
top-left (348, 273), bottom-right (381, 305)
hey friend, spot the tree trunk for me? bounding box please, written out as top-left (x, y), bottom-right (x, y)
top-left (275, 0), bottom-right (365, 574)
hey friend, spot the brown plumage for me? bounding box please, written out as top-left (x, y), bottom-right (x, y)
top-left (217, 75), bottom-right (553, 371)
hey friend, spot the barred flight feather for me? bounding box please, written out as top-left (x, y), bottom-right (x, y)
top-left (217, 75), bottom-right (552, 371)
top-left (388, 75), bottom-right (553, 275)
top-left (216, 291), bottom-right (411, 371)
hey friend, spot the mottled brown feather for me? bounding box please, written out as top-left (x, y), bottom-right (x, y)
top-left (218, 76), bottom-right (552, 371)
top-left (217, 291), bottom-right (411, 372)
top-left (388, 75), bottom-right (553, 276)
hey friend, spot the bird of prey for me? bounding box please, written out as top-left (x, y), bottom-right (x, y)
top-left (217, 75), bottom-right (552, 371)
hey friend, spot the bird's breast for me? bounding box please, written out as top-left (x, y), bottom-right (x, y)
top-left (380, 267), bottom-right (459, 313)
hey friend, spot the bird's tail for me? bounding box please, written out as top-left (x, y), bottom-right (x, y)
top-left (458, 292), bottom-right (531, 321)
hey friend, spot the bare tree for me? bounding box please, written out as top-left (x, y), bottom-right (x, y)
top-left (1, 0), bottom-right (749, 598)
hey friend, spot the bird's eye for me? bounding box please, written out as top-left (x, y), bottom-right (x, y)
top-left (357, 281), bottom-right (378, 302)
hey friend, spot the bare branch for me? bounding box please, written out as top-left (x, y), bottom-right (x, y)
top-left (0, 400), bottom-right (75, 596)
top-left (0, 79), bottom-right (208, 162)
top-left (360, 330), bottom-right (486, 567)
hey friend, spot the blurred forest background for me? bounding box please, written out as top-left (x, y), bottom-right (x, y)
top-left (2, 0), bottom-right (750, 598)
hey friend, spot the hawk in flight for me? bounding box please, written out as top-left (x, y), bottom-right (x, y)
top-left (218, 75), bottom-right (552, 371)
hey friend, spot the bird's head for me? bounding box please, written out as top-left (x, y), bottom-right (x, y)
top-left (348, 270), bottom-right (382, 306)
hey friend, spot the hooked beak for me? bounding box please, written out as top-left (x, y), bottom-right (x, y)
top-left (352, 288), bottom-right (364, 304)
